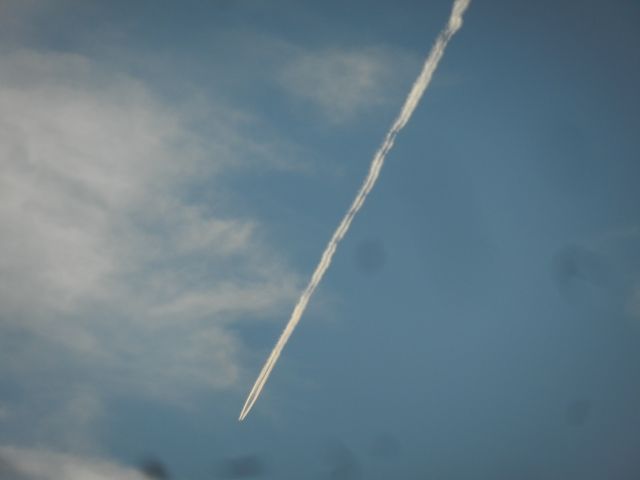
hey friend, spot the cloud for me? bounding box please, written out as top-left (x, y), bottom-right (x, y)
top-left (0, 47), bottom-right (302, 425)
top-left (0, 446), bottom-right (148, 480)
top-left (0, 0), bottom-right (50, 43)
top-left (181, 29), bottom-right (419, 127)
top-left (277, 46), bottom-right (417, 124)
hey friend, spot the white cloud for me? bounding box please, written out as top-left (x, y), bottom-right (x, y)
top-left (0, 446), bottom-right (147, 480)
top-left (278, 46), bottom-right (417, 124)
top-left (0, 48), bottom-right (302, 412)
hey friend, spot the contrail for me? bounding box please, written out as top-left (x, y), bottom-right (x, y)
top-left (239, 0), bottom-right (471, 421)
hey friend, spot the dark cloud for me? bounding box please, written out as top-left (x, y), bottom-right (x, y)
top-left (139, 457), bottom-right (171, 479)
top-left (218, 454), bottom-right (266, 479)
top-left (565, 399), bottom-right (592, 427)
top-left (353, 239), bottom-right (386, 275)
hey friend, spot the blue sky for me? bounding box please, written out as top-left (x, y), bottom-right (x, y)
top-left (1, 0), bottom-right (640, 479)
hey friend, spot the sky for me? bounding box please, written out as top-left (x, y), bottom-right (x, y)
top-left (1, 0), bottom-right (640, 479)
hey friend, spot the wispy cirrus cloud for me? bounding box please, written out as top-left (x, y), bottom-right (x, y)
top-left (175, 27), bottom-right (420, 127)
top-left (278, 46), bottom-right (418, 124)
top-left (0, 47), bottom-right (302, 440)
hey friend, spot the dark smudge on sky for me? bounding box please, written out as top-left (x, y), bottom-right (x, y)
top-left (324, 441), bottom-right (360, 480)
top-left (552, 245), bottom-right (610, 299)
top-left (139, 456), bottom-right (171, 479)
top-left (353, 239), bottom-right (387, 275)
top-left (218, 454), bottom-right (266, 479)
top-left (565, 399), bottom-right (592, 427)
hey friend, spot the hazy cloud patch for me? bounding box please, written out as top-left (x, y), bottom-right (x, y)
top-left (278, 46), bottom-right (417, 124)
top-left (0, 48), bottom-right (303, 440)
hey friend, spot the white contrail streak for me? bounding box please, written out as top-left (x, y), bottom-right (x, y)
top-left (239, 0), bottom-right (471, 421)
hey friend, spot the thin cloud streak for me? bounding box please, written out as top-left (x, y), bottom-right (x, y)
top-left (239, 0), bottom-right (471, 421)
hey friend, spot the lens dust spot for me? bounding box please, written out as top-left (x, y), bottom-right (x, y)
top-left (565, 399), bottom-right (592, 427)
top-left (218, 454), bottom-right (266, 479)
top-left (354, 239), bottom-right (386, 275)
top-left (139, 457), bottom-right (171, 479)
